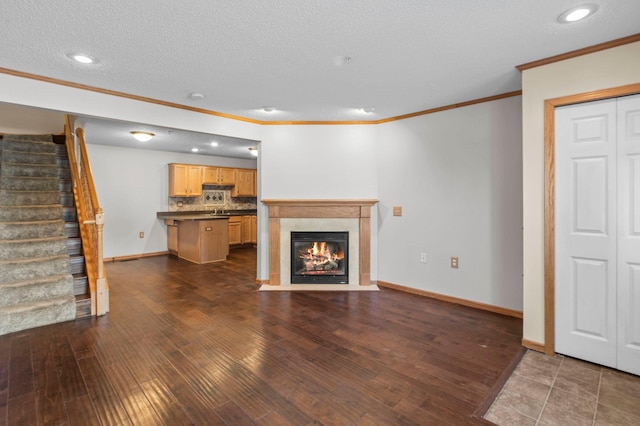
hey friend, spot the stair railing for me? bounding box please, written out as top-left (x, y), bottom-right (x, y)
top-left (64, 115), bottom-right (109, 316)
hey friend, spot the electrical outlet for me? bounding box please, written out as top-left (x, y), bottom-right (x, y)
top-left (393, 206), bottom-right (402, 216)
top-left (420, 253), bottom-right (427, 263)
top-left (139, 231), bottom-right (144, 238)
top-left (451, 256), bottom-right (459, 269)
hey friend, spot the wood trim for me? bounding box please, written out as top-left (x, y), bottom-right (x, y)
top-left (544, 100), bottom-right (556, 356)
top-left (262, 199), bottom-right (378, 207)
top-left (268, 218), bottom-right (281, 285)
top-left (359, 216), bottom-right (371, 285)
top-left (517, 33), bottom-right (640, 71)
top-left (104, 251), bottom-right (169, 263)
top-left (521, 338), bottom-right (546, 353)
top-left (0, 66), bottom-right (519, 126)
top-left (262, 120), bottom-right (377, 126)
top-left (377, 281), bottom-right (524, 318)
top-left (264, 199), bottom-right (378, 286)
top-left (375, 91), bottom-right (522, 124)
top-left (542, 82), bottom-right (640, 355)
top-left (473, 345), bottom-right (527, 420)
top-left (0, 67), bottom-right (263, 125)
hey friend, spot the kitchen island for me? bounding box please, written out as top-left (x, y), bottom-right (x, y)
top-left (157, 210), bottom-right (257, 264)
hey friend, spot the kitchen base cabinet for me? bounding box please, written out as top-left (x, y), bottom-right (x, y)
top-left (165, 219), bottom-right (178, 255)
top-left (178, 219), bottom-right (229, 264)
top-left (228, 216), bottom-right (242, 245)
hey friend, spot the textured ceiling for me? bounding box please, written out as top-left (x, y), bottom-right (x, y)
top-left (0, 0), bottom-right (639, 122)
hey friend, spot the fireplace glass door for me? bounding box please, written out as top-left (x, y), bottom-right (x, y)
top-left (290, 231), bottom-right (348, 284)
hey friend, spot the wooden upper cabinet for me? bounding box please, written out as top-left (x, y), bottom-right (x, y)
top-left (169, 164), bottom-right (203, 197)
top-left (203, 166), bottom-right (236, 186)
top-left (232, 169), bottom-right (257, 197)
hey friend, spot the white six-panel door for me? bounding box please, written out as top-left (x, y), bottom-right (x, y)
top-left (617, 95), bottom-right (640, 375)
top-left (555, 94), bottom-right (640, 376)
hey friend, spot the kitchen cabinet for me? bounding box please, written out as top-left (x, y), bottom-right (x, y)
top-left (169, 164), bottom-right (203, 197)
top-left (177, 219), bottom-right (229, 263)
top-left (203, 166), bottom-right (236, 186)
top-left (229, 215), bottom-right (256, 245)
top-left (232, 169), bottom-right (257, 197)
top-left (165, 219), bottom-right (178, 254)
top-left (228, 216), bottom-right (242, 245)
top-left (241, 215), bottom-right (257, 244)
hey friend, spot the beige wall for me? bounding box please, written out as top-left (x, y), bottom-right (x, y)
top-left (522, 41), bottom-right (640, 345)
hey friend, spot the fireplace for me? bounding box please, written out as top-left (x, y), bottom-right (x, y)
top-left (262, 199), bottom-right (378, 286)
top-left (290, 231), bottom-right (349, 284)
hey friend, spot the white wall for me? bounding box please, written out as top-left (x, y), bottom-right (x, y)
top-left (2, 72), bottom-right (524, 313)
top-left (86, 144), bottom-right (256, 258)
top-left (376, 96), bottom-right (523, 310)
top-left (257, 124), bottom-right (379, 281)
top-left (522, 41), bottom-right (640, 345)
top-left (260, 125), bottom-right (378, 199)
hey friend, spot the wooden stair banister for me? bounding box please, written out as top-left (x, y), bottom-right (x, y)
top-left (64, 115), bottom-right (109, 316)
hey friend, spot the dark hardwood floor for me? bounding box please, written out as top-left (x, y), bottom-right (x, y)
top-left (0, 247), bottom-right (523, 425)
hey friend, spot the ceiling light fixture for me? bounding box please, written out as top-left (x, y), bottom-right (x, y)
top-left (360, 107), bottom-right (375, 114)
top-left (190, 92), bottom-right (205, 100)
top-left (558, 4), bottom-right (598, 23)
top-left (130, 131), bottom-right (154, 142)
top-left (262, 106), bottom-right (276, 112)
top-left (210, 141), bottom-right (219, 147)
top-left (67, 53), bottom-right (97, 64)
top-left (248, 147), bottom-right (258, 157)
top-left (191, 148), bottom-right (199, 153)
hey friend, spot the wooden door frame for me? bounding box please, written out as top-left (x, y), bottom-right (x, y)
top-left (543, 82), bottom-right (640, 355)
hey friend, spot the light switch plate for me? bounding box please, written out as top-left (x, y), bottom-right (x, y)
top-left (393, 206), bottom-right (402, 216)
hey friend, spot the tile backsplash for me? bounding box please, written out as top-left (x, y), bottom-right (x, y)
top-left (168, 185), bottom-right (257, 212)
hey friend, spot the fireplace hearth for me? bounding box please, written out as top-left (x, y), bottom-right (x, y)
top-left (291, 231), bottom-right (349, 284)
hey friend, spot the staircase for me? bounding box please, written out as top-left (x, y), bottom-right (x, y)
top-left (0, 134), bottom-right (77, 335)
top-left (53, 136), bottom-right (92, 318)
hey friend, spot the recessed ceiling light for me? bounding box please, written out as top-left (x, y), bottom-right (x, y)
top-left (558, 4), bottom-right (598, 23)
top-left (248, 147), bottom-right (258, 157)
top-left (360, 107), bottom-right (375, 114)
top-left (67, 53), bottom-right (97, 64)
top-left (262, 106), bottom-right (276, 112)
top-left (189, 92), bottom-right (205, 100)
top-left (210, 141), bottom-right (219, 147)
top-left (191, 148), bottom-right (199, 152)
top-left (130, 131), bottom-right (154, 142)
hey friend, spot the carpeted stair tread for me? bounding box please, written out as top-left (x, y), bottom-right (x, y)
top-left (0, 296), bottom-right (76, 335)
top-left (0, 274), bottom-right (74, 307)
top-left (0, 175), bottom-right (60, 191)
top-left (0, 138), bottom-right (56, 153)
top-left (1, 134), bottom-right (54, 143)
top-left (0, 254), bottom-right (71, 284)
top-left (0, 237), bottom-right (68, 260)
top-left (0, 162), bottom-right (59, 178)
top-left (0, 150), bottom-right (56, 165)
top-left (0, 205), bottom-right (63, 222)
top-left (0, 219), bottom-right (64, 239)
top-left (0, 189), bottom-right (62, 206)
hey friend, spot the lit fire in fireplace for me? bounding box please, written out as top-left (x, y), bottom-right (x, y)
top-left (298, 241), bottom-right (344, 274)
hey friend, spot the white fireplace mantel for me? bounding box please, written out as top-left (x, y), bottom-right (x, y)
top-left (262, 199), bottom-right (378, 286)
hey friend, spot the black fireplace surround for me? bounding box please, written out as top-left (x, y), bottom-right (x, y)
top-left (290, 231), bottom-right (349, 284)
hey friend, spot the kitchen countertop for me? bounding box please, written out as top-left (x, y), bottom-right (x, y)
top-left (157, 210), bottom-right (257, 221)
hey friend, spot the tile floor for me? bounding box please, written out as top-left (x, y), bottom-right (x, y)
top-left (484, 350), bottom-right (640, 425)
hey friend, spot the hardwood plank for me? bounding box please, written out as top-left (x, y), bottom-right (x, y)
top-left (6, 392), bottom-right (38, 426)
top-left (0, 247), bottom-right (523, 424)
top-left (8, 336), bottom-right (34, 400)
top-left (76, 356), bottom-right (132, 425)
